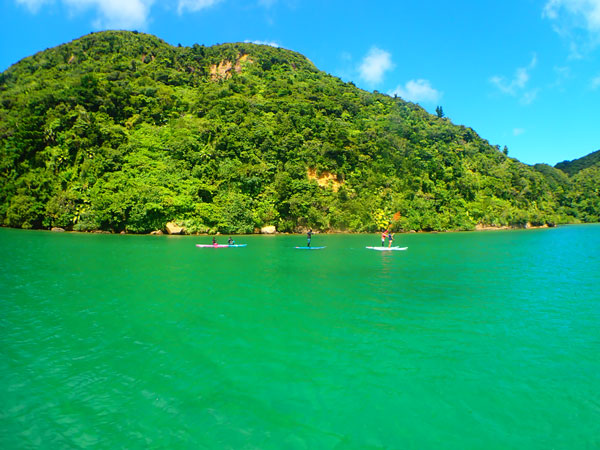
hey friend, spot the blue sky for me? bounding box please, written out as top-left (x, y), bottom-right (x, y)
top-left (1, 0), bottom-right (599, 166)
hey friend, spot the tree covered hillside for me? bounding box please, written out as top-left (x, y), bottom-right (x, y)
top-left (555, 150), bottom-right (600, 176)
top-left (0, 31), bottom-right (597, 233)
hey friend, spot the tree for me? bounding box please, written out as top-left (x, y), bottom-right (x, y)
top-left (0, 30), bottom-right (594, 234)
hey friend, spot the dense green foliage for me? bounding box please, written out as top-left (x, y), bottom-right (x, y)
top-left (555, 149), bottom-right (600, 176)
top-left (1, 31), bottom-right (598, 233)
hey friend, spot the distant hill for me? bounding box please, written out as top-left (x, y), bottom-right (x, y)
top-left (555, 150), bottom-right (600, 176)
top-left (0, 30), bottom-right (598, 233)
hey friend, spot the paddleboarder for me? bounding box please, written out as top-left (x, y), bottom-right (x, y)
top-left (381, 230), bottom-right (388, 247)
top-left (307, 229), bottom-right (313, 247)
top-left (212, 236), bottom-right (218, 247)
top-left (228, 237), bottom-right (234, 245)
top-left (388, 231), bottom-right (394, 248)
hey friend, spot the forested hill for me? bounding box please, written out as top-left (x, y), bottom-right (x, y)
top-left (1, 31), bottom-right (598, 233)
top-left (555, 150), bottom-right (600, 176)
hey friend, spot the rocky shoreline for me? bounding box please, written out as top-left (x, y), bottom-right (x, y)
top-left (42, 221), bottom-right (559, 235)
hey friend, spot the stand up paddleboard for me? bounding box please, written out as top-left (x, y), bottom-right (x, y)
top-left (366, 246), bottom-right (407, 251)
top-left (196, 244), bottom-right (247, 248)
top-left (295, 246), bottom-right (326, 250)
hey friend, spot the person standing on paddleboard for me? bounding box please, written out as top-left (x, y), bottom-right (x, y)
top-left (212, 236), bottom-right (218, 247)
top-left (388, 231), bottom-right (394, 248)
top-left (381, 230), bottom-right (388, 247)
top-left (307, 229), bottom-right (313, 247)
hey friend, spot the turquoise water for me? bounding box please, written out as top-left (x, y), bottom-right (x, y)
top-left (1, 226), bottom-right (599, 449)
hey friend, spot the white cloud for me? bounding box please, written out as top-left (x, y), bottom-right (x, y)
top-left (389, 79), bottom-right (442, 103)
top-left (358, 47), bottom-right (394, 84)
top-left (543, 0), bottom-right (600, 55)
top-left (61, 0), bottom-right (154, 29)
top-left (489, 70), bottom-right (526, 94)
top-left (15, 0), bottom-right (52, 13)
top-left (513, 128), bottom-right (526, 136)
top-left (177, 0), bottom-right (221, 14)
top-left (245, 39), bottom-right (280, 48)
top-left (544, 0), bottom-right (600, 30)
top-left (16, 0), bottom-right (223, 27)
top-left (592, 74), bottom-right (600, 88)
top-left (490, 54), bottom-right (537, 95)
top-left (490, 54), bottom-right (539, 104)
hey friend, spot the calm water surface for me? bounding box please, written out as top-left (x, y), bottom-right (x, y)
top-left (1, 226), bottom-right (599, 449)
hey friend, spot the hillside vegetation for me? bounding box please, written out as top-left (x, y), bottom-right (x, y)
top-left (1, 31), bottom-right (598, 233)
top-left (555, 150), bottom-right (600, 176)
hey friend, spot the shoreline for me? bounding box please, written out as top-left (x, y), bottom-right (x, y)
top-left (0, 222), bottom-right (577, 236)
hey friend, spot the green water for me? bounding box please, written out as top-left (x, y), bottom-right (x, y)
top-left (1, 226), bottom-right (599, 449)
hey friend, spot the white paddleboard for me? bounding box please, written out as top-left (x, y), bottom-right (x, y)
top-left (366, 246), bottom-right (407, 251)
